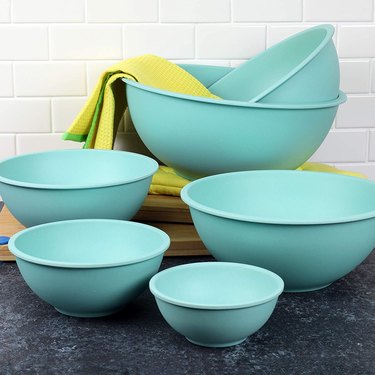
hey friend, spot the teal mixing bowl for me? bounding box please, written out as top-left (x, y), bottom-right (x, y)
top-left (8, 219), bottom-right (170, 317)
top-left (149, 262), bottom-right (284, 347)
top-left (181, 171), bottom-right (375, 292)
top-left (0, 149), bottom-right (158, 227)
top-left (209, 24), bottom-right (340, 103)
top-left (126, 77), bottom-right (346, 180)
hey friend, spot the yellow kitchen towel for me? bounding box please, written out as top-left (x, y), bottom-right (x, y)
top-left (296, 162), bottom-right (366, 178)
top-left (62, 54), bottom-right (219, 149)
top-left (149, 166), bottom-right (191, 196)
top-left (150, 163), bottom-right (367, 196)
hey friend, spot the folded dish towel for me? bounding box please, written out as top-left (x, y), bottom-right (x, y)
top-left (151, 163), bottom-right (366, 197)
top-left (296, 162), bottom-right (366, 177)
top-left (63, 54), bottom-right (219, 149)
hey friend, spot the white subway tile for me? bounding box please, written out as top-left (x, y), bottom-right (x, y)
top-left (171, 59), bottom-right (231, 67)
top-left (372, 61), bottom-right (375, 92)
top-left (230, 60), bottom-right (246, 67)
top-left (267, 25), bottom-right (312, 47)
top-left (87, 0), bottom-right (158, 22)
top-left (233, 0), bottom-right (302, 22)
top-left (16, 134), bottom-right (83, 155)
top-left (51, 97), bottom-right (87, 132)
top-left (334, 163), bottom-right (375, 180)
top-left (340, 60), bottom-right (371, 94)
top-left (86, 60), bottom-right (119, 93)
top-left (304, 0), bottom-right (373, 21)
top-left (14, 62), bottom-right (86, 97)
top-left (0, 0), bottom-right (10, 22)
top-left (13, 0), bottom-right (85, 23)
top-left (0, 135), bottom-right (15, 159)
top-left (0, 99), bottom-right (50, 133)
top-left (50, 25), bottom-right (122, 60)
top-left (336, 96), bottom-right (375, 128)
top-left (160, 0), bottom-right (230, 22)
top-left (196, 25), bottom-right (265, 59)
top-left (309, 130), bottom-right (367, 163)
top-left (0, 62), bottom-right (13, 97)
top-left (369, 130), bottom-right (375, 161)
top-left (0, 26), bottom-right (48, 60)
top-left (124, 25), bottom-right (195, 59)
top-left (338, 26), bottom-right (375, 58)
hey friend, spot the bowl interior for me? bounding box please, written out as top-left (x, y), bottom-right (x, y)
top-left (150, 262), bottom-right (283, 309)
top-left (181, 171), bottom-right (375, 225)
top-left (0, 150), bottom-right (158, 188)
top-left (10, 220), bottom-right (169, 267)
top-left (209, 25), bottom-right (333, 100)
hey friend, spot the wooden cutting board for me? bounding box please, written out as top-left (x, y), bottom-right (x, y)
top-left (0, 195), bottom-right (209, 262)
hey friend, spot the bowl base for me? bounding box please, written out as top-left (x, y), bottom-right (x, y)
top-left (55, 307), bottom-right (123, 318)
top-left (285, 282), bottom-right (332, 293)
top-left (186, 337), bottom-right (247, 348)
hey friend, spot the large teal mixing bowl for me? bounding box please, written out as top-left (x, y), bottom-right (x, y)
top-left (209, 24), bottom-right (339, 103)
top-left (126, 77), bottom-right (346, 180)
top-left (150, 262), bottom-right (283, 347)
top-left (0, 149), bottom-right (158, 227)
top-left (8, 219), bottom-right (170, 317)
top-left (181, 171), bottom-right (375, 292)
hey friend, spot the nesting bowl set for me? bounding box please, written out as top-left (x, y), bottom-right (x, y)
top-left (1, 24), bottom-right (375, 348)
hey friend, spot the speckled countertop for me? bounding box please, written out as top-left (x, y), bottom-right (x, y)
top-left (0, 252), bottom-right (374, 375)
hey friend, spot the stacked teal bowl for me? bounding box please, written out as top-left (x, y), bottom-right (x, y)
top-left (125, 26), bottom-right (345, 180)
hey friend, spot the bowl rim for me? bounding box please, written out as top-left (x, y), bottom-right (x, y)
top-left (180, 170), bottom-right (375, 225)
top-left (124, 78), bottom-right (347, 109)
top-left (8, 219), bottom-right (170, 268)
top-left (0, 149), bottom-right (159, 189)
top-left (149, 261), bottom-right (284, 310)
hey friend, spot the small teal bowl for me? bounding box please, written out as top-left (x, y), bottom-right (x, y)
top-left (126, 77), bottom-right (346, 180)
top-left (149, 262), bottom-right (284, 347)
top-left (209, 24), bottom-right (339, 103)
top-left (8, 219), bottom-right (170, 317)
top-left (181, 171), bottom-right (375, 292)
top-left (0, 149), bottom-right (158, 227)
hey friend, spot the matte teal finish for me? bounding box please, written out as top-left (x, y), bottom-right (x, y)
top-left (209, 25), bottom-right (340, 103)
top-left (178, 64), bottom-right (233, 88)
top-left (149, 262), bottom-right (283, 347)
top-left (181, 171), bottom-right (375, 292)
top-left (8, 219), bottom-right (170, 317)
top-left (0, 149), bottom-right (158, 227)
top-left (126, 78), bottom-right (346, 180)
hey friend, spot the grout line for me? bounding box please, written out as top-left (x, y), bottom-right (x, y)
top-left (301, 0), bottom-right (305, 22)
top-left (11, 61), bottom-right (16, 98)
top-left (369, 59), bottom-right (374, 93)
top-left (9, 0), bottom-right (13, 23)
top-left (84, 0), bottom-right (88, 23)
top-left (366, 128), bottom-right (371, 162)
top-left (121, 24), bottom-right (125, 60)
top-left (193, 24), bottom-right (197, 59)
top-left (49, 98), bottom-right (54, 133)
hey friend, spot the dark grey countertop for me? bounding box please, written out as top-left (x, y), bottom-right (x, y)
top-left (0, 252), bottom-right (374, 375)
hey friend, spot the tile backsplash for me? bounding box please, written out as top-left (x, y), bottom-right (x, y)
top-left (1, 0), bottom-right (375, 178)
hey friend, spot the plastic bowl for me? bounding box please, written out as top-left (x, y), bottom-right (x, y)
top-left (209, 24), bottom-right (339, 103)
top-left (0, 149), bottom-right (158, 227)
top-left (149, 262), bottom-right (284, 347)
top-left (181, 171), bottom-right (375, 292)
top-left (8, 219), bottom-right (170, 317)
top-left (126, 78), bottom-right (346, 180)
